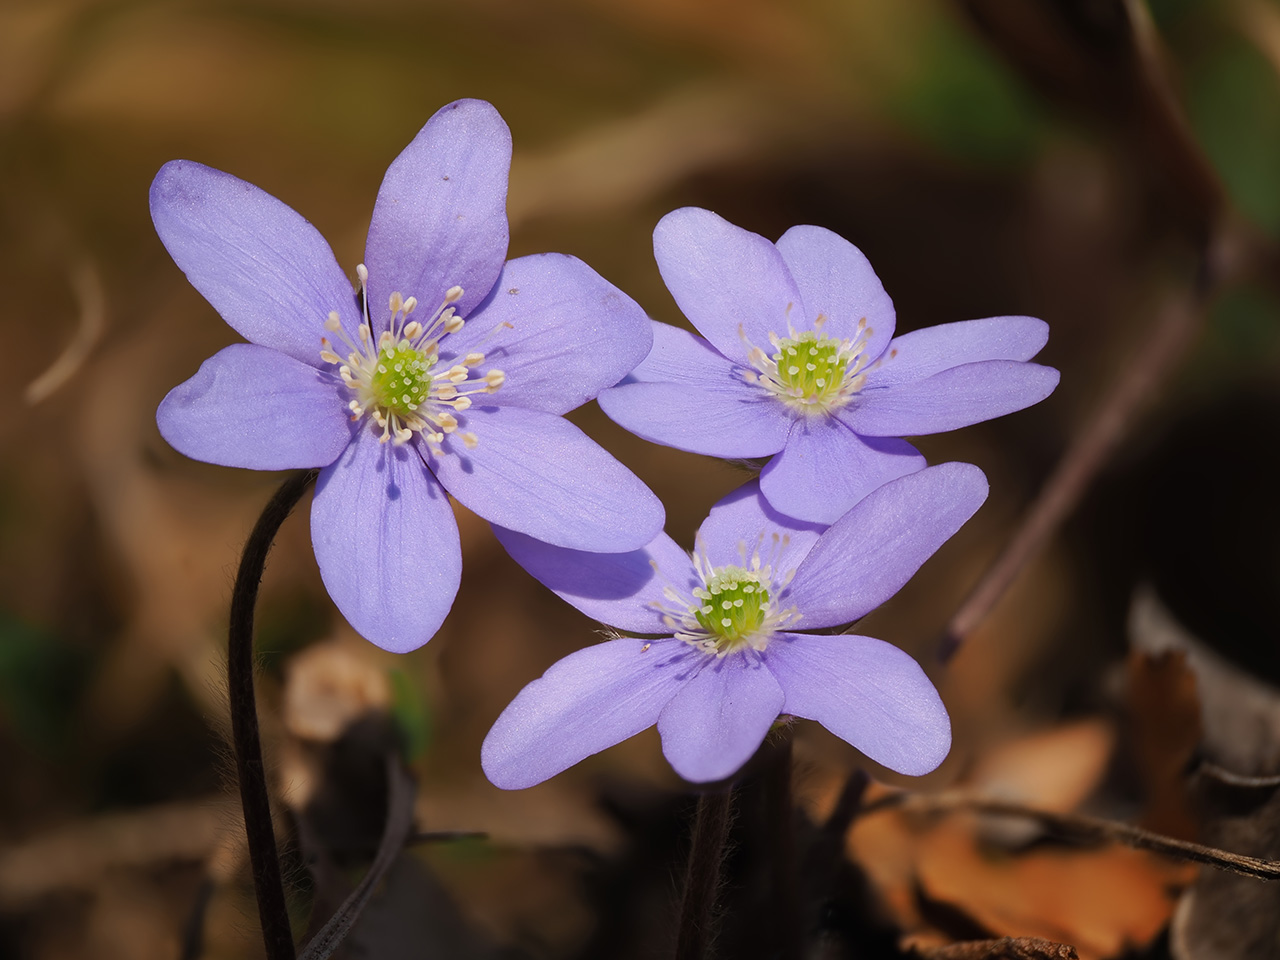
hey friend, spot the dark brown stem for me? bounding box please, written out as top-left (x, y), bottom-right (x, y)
top-left (298, 755), bottom-right (417, 960)
top-left (675, 788), bottom-right (735, 960)
top-left (859, 790), bottom-right (1280, 881)
top-left (763, 728), bottom-right (802, 960)
top-left (229, 470), bottom-right (317, 960)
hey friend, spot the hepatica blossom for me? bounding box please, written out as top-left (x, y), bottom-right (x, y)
top-left (152, 100), bottom-right (663, 652)
top-left (598, 208), bottom-right (1059, 524)
top-left (483, 462), bottom-right (987, 788)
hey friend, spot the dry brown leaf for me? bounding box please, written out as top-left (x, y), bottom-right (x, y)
top-left (1127, 649), bottom-right (1201, 839)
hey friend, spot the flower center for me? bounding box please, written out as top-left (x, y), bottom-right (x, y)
top-left (740, 315), bottom-right (873, 415)
top-left (320, 264), bottom-right (505, 452)
top-left (367, 341), bottom-right (435, 418)
top-left (692, 565), bottom-right (770, 642)
top-left (650, 538), bottom-right (800, 657)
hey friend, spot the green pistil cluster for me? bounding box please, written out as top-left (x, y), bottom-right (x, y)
top-left (693, 565), bottom-right (770, 645)
top-left (773, 332), bottom-right (842, 404)
top-left (369, 342), bottom-right (435, 418)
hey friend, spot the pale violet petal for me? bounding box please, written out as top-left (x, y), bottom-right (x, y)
top-left (364, 99), bottom-right (510, 325)
top-left (774, 224), bottom-right (896, 363)
top-left (597, 380), bottom-right (792, 458)
top-left (868, 316), bottom-right (1049, 389)
top-left (482, 637), bottom-right (699, 789)
top-left (157, 344), bottom-right (353, 470)
top-left (653, 207), bottom-right (804, 364)
top-left (443, 253), bottom-right (651, 415)
top-left (430, 405), bottom-right (663, 552)
top-left (311, 427), bottom-right (461, 653)
top-left (765, 633), bottom-right (950, 776)
top-left (150, 160), bottom-right (360, 364)
top-left (694, 479), bottom-right (827, 577)
top-left (657, 651), bottom-right (785, 783)
top-left (845, 361), bottom-right (1060, 436)
top-left (621, 321), bottom-right (738, 386)
top-left (492, 526), bottom-right (698, 635)
top-left (787, 462), bottom-right (989, 627)
top-left (760, 418), bottom-right (926, 525)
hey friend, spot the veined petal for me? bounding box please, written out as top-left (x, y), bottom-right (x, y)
top-left (787, 462), bottom-right (988, 628)
top-left (598, 381), bottom-right (792, 458)
top-left (312, 428), bottom-right (461, 653)
top-left (430, 405), bottom-right (663, 552)
top-left (364, 99), bottom-right (511, 325)
top-left (766, 633), bottom-right (950, 776)
top-left (657, 652), bottom-right (785, 783)
top-left (845, 360), bottom-right (1059, 437)
top-left (622, 321), bottom-right (737, 386)
top-left (760, 418), bottom-right (926, 525)
top-left (445, 253), bottom-right (651, 415)
top-left (150, 161), bottom-right (359, 365)
top-left (774, 224), bottom-right (896, 362)
top-left (158, 344), bottom-right (353, 470)
top-left (492, 526), bottom-right (698, 635)
top-left (483, 637), bottom-right (699, 790)
top-left (653, 208), bottom-right (804, 364)
top-left (868, 316), bottom-right (1049, 389)
top-left (695, 479), bottom-right (827, 577)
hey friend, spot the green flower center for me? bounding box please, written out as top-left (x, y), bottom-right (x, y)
top-left (693, 565), bottom-right (771, 645)
top-left (368, 342), bottom-right (436, 418)
top-left (772, 332), bottom-right (843, 404)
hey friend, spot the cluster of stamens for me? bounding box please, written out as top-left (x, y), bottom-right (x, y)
top-left (651, 535), bottom-right (800, 657)
top-left (320, 264), bottom-right (505, 454)
top-left (741, 313), bottom-right (873, 415)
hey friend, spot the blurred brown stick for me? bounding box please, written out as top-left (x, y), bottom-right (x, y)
top-left (939, 276), bottom-right (1206, 659)
top-left (859, 789), bottom-right (1280, 882)
top-left (940, 0), bottom-right (1228, 659)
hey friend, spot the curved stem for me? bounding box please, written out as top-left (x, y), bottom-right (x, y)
top-left (298, 754), bottom-right (417, 960)
top-left (229, 470), bottom-right (317, 960)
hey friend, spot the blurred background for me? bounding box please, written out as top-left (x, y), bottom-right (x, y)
top-left (2, 0), bottom-right (1280, 957)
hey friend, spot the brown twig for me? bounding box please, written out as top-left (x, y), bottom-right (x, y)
top-left (939, 276), bottom-right (1208, 660)
top-left (858, 790), bottom-right (1280, 882)
top-left (911, 936), bottom-right (1079, 959)
top-left (939, 0), bottom-right (1231, 659)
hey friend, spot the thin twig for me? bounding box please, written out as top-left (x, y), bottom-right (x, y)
top-left (911, 936), bottom-right (1078, 959)
top-left (939, 279), bottom-right (1207, 660)
top-left (858, 790), bottom-right (1280, 881)
top-left (229, 470), bottom-right (317, 960)
top-left (939, 0), bottom-right (1229, 660)
top-left (675, 789), bottom-right (735, 960)
top-left (297, 755), bottom-right (418, 960)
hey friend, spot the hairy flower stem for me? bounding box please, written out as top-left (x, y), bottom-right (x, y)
top-left (763, 728), bottom-right (802, 960)
top-left (229, 469), bottom-right (318, 960)
top-left (675, 788), bottom-right (734, 960)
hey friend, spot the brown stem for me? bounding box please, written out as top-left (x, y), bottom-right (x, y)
top-left (762, 728), bottom-right (802, 960)
top-left (675, 789), bottom-right (735, 960)
top-left (229, 470), bottom-right (317, 960)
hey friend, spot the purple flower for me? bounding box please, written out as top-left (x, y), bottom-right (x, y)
top-left (482, 462), bottom-right (986, 788)
top-left (152, 99), bottom-right (663, 652)
top-left (598, 207), bottom-right (1058, 524)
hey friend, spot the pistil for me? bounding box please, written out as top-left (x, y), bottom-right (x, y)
top-left (741, 314), bottom-right (873, 415)
top-left (320, 265), bottom-right (506, 453)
